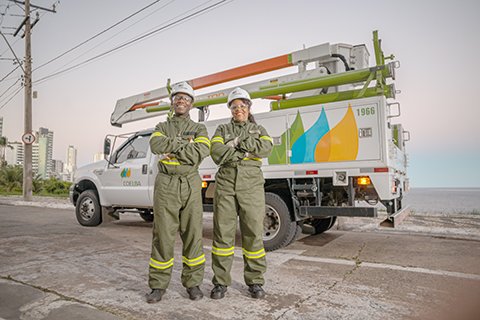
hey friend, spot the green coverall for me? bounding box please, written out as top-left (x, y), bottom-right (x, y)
top-left (210, 119), bottom-right (273, 286)
top-left (148, 115), bottom-right (210, 290)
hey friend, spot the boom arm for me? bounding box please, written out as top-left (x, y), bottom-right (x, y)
top-left (110, 30), bottom-right (395, 127)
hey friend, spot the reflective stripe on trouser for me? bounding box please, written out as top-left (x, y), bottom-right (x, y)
top-left (149, 172), bottom-right (205, 289)
top-left (211, 166), bottom-right (266, 286)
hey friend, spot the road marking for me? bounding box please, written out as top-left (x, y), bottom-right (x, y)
top-left (360, 262), bottom-right (480, 280)
top-left (282, 255), bottom-right (357, 267)
top-left (277, 252), bottom-right (480, 281)
top-left (203, 246), bottom-right (480, 281)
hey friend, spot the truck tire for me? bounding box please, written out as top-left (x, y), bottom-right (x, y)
top-left (310, 217), bottom-right (337, 235)
top-left (76, 190), bottom-right (101, 226)
top-left (264, 192), bottom-right (298, 251)
top-left (139, 209), bottom-right (154, 222)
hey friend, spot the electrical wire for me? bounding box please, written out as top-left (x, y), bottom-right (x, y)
top-left (0, 2), bottom-right (11, 27)
top-left (0, 30), bottom-right (24, 73)
top-left (0, 64), bottom-right (20, 82)
top-left (0, 36), bottom-right (19, 57)
top-left (0, 0), bottom-right (59, 84)
top-left (0, 1), bottom-right (59, 58)
top-left (0, 76), bottom-right (21, 100)
top-left (33, 0), bottom-right (163, 72)
top-left (0, 82), bottom-right (23, 110)
top-left (0, 0), bottom-right (232, 111)
top-left (41, 0), bottom-right (177, 76)
top-left (34, 0), bottom-right (231, 85)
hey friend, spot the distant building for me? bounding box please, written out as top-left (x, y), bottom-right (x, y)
top-left (93, 152), bottom-right (105, 162)
top-left (5, 141), bottom-right (39, 176)
top-left (5, 142), bottom-right (22, 166)
top-left (65, 145), bottom-right (77, 182)
top-left (51, 159), bottom-right (64, 179)
top-left (37, 127), bottom-right (54, 179)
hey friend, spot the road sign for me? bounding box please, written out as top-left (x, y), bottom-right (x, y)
top-left (22, 132), bottom-right (35, 145)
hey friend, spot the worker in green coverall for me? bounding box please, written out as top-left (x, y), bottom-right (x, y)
top-left (210, 87), bottom-right (273, 299)
top-left (146, 81), bottom-right (211, 303)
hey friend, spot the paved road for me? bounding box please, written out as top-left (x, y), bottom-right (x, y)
top-left (0, 204), bottom-right (479, 320)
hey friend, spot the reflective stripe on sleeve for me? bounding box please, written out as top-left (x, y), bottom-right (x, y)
top-left (242, 157), bottom-right (262, 161)
top-left (211, 136), bottom-right (224, 144)
top-left (212, 246), bottom-right (235, 257)
top-left (182, 253), bottom-right (206, 267)
top-left (149, 257), bottom-right (174, 270)
top-left (150, 131), bottom-right (165, 139)
top-left (260, 135), bottom-right (273, 144)
top-left (160, 158), bottom-right (180, 166)
top-left (242, 247), bottom-right (266, 259)
top-left (194, 136), bottom-right (211, 148)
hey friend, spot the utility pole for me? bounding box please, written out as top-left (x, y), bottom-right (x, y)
top-left (23, 0), bottom-right (33, 201)
top-left (7, 0), bottom-right (56, 201)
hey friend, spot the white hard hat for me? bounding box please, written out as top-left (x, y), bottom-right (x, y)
top-left (170, 81), bottom-right (194, 101)
top-left (227, 87), bottom-right (251, 106)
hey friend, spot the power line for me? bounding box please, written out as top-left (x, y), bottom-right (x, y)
top-left (33, 0), bottom-right (163, 72)
top-left (0, 3), bottom-right (11, 27)
top-left (0, 1), bottom-right (59, 58)
top-left (43, 0), bottom-right (177, 74)
top-left (0, 64), bottom-right (20, 82)
top-left (0, 30), bottom-right (24, 72)
top-left (0, 82), bottom-right (23, 111)
top-left (0, 28), bottom-right (24, 86)
top-left (1, 0), bottom-right (233, 111)
top-left (34, 0), bottom-right (231, 85)
top-left (0, 0), bottom-right (164, 111)
top-left (0, 76), bottom-right (21, 100)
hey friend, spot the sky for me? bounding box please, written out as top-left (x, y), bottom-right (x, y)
top-left (0, 0), bottom-right (479, 188)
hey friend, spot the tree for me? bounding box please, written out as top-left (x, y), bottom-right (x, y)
top-left (32, 174), bottom-right (43, 193)
top-left (0, 165), bottom-right (23, 192)
top-left (0, 165), bottom-right (71, 195)
top-left (0, 136), bottom-right (12, 167)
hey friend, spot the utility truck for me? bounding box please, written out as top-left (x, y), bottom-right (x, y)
top-left (70, 31), bottom-right (409, 251)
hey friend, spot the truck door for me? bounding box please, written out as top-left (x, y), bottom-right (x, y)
top-left (101, 134), bottom-right (151, 207)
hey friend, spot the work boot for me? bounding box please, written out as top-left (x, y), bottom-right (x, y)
top-left (146, 289), bottom-right (166, 303)
top-left (186, 286), bottom-right (203, 301)
top-left (248, 284), bottom-right (266, 299)
top-left (210, 284), bottom-right (227, 299)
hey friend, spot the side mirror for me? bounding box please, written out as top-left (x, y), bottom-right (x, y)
top-left (104, 138), bottom-right (111, 156)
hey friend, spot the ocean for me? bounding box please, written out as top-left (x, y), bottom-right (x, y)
top-left (403, 188), bottom-right (480, 215)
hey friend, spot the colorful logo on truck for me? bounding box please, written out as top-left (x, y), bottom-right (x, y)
top-left (120, 168), bottom-right (131, 178)
top-left (268, 104), bottom-right (359, 164)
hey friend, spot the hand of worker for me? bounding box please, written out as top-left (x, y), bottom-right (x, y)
top-left (182, 135), bottom-right (194, 143)
top-left (159, 153), bottom-right (176, 160)
top-left (226, 137), bottom-right (240, 148)
top-left (244, 152), bottom-right (258, 159)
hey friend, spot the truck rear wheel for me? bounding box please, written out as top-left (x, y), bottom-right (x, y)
top-left (264, 192), bottom-right (298, 251)
top-left (310, 217), bottom-right (337, 235)
top-left (76, 190), bottom-right (101, 226)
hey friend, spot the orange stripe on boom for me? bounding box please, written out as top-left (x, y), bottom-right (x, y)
top-left (130, 102), bottom-right (160, 111)
top-left (190, 54), bottom-right (292, 89)
top-left (263, 95), bottom-right (283, 101)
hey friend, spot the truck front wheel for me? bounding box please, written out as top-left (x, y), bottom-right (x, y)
top-left (76, 190), bottom-right (101, 226)
top-left (263, 192), bottom-right (298, 251)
